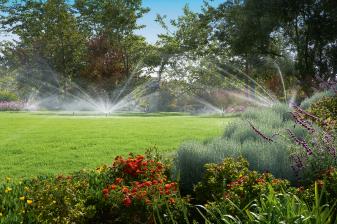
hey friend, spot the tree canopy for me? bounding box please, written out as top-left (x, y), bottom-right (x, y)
top-left (0, 0), bottom-right (336, 97)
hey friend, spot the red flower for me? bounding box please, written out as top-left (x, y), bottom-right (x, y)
top-left (111, 184), bottom-right (117, 190)
top-left (169, 198), bottom-right (175, 204)
top-left (102, 188), bottom-right (109, 194)
top-left (144, 181), bottom-right (152, 187)
top-left (165, 183), bottom-right (172, 190)
top-left (123, 197), bottom-right (132, 207)
top-left (255, 178), bottom-right (266, 184)
top-left (136, 190), bottom-right (147, 199)
top-left (122, 186), bottom-right (129, 194)
top-left (136, 169), bottom-right (144, 174)
top-left (115, 178), bottom-right (123, 184)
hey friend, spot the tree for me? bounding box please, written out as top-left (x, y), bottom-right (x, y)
top-left (74, 0), bottom-right (150, 90)
top-left (275, 0), bottom-right (337, 94)
top-left (211, 0), bottom-right (337, 95)
top-left (1, 0), bottom-right (87, 96)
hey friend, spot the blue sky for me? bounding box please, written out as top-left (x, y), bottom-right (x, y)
top-left (136, 0), bottom-right (223, 43)
top-left (0, 0), bottom-right (223, 43)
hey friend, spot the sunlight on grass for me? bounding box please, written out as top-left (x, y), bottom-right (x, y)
top-left (0, 112), bottom-right (232, 178)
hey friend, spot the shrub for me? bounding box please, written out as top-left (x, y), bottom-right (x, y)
top-left (0, 172), bottom-right (106, 224)
top-left (0, 90), bottom-right (18, 102)
top-left (309, 96), bottom-right (337, 129)
top-left (199, 183), bottom-right (337, 224)
top-left (300, 167), bottom-right (337, 208)
top-left (175, 103), bottom-right (304, 192)
top-left (174, 138), bottom-right (242, 193)
top-left (283, 106), bottom-right (337, 185)
top-left (300, 90), bottom-right (335, 110)
top-left (100, 153), bottom-right (189, 223)
top-left (193, 157), bottom-right (289, 208)
top-left (0, 151), bottom-right (189, 224)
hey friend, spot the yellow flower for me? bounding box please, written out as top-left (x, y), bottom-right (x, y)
top-left (27, 200), bottom-right (33, 205)
top-left (5, 177), bottom-right (10, 182)
top-left (5, 187), bottom-right (12, 193)
top-left (19, 196), bottom-right (25, 201)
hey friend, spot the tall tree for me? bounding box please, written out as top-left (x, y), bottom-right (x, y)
top-left (211, 0), bottom-right (337, 95)
top-left (74, 0), bottom-right (149, 91)
top-left (1, 0), bottom-right (87, 95)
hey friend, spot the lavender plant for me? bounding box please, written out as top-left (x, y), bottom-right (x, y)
top-left (175, 104), bottom-right (303, 191)
top-left (249, 105), bottom-right (337, 185)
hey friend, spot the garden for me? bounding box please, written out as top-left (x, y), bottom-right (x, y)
top-left (1, 0), bottom-right (337, 223)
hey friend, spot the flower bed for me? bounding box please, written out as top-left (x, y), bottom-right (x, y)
top-left (0, 150), bottom-right (337, 223)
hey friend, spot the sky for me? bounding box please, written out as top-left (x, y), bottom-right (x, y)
top-left (136, 0), bottom-right (223, 43)
top-left (0, 0), bottom-right (223, 44)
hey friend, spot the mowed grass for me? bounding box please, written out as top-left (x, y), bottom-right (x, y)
top-left (0, 112), bottom-right (232, 178)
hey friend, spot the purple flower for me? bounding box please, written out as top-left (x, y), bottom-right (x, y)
top-left (286, 129), bottom-right (313, 155)
top-left (248, 121), bottom-right (274, 143)
top-left (291, 111), bottom-right (315, 133)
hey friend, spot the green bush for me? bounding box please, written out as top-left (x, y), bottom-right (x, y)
top-left (300, 90), bottom-right (335, 110)
top-left (193, 157), bottom-right (289, 207)
top-left (0, 90), bottom-right (18, 102)
top-left (300, 167), bottom-right (337, 208)
top-left (0, 173), bottom-right (97, 223)
top-left (309, 96), bottom-right (337, 129)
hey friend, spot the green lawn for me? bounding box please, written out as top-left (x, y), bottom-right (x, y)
top-left (0, 112), bottom-right (231, 178)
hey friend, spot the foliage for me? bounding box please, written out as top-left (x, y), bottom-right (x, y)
top-left (175, 103), bottom-right (302, 193)
top-left (1, 0), bottom-right (87, 95)
top-left (285, 105), bottom-right (337, 184)
top-left (300, 90), bottom-right (336, 110)
top-left (0, 0), bottom-right (150, 95)
top-left (309, 96), bottom-right (337, 129)
top-left (209, 0), bottom-right (337, 94)
top-left (98, 153), bottom-right (189, 223)
top-left (199, 183), bottom-right (337, 224)
top-left (0, 90), bottom-right (18, 102)
top-left (174, 138), bottom-right (239, 193)
top-left (0, 172), bottom-right (97, 223)
top-left (315, 168), bottom-right (337, 213)
top-left (1, 150), bottom-right (337, 223)
top-left (0, 151), bottom-right (189, 223)
top-left (176, 101), bottom-right (337, 192)
top-left (193, 157), bottom-right (289, 208)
